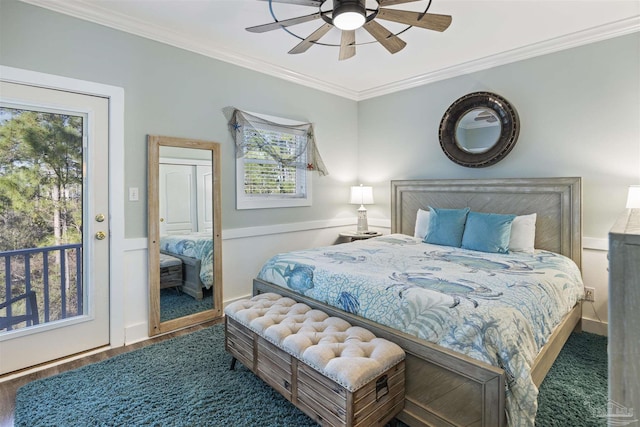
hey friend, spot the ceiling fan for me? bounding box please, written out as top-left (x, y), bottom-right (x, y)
top-left (246, 0), bottom-right (452, 60)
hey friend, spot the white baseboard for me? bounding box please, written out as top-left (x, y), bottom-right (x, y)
top-left (124, 322), bottom-right (149, 345)
top-left (581, 317), bottom-right (608, 336)
top-left (121, 295), bottom-right (251, 345)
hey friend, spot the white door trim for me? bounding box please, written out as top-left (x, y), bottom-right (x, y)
top-left (0, 65), bottom-right (126, 348)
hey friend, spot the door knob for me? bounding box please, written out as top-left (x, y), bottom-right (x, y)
top-left (96, 231), bottom-right (107, 240)
top-left (95, 213), bottom-right (105, 222)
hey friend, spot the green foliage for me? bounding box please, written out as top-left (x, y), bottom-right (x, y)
top-left (0, 107), bottom-right (84, 328)
top-left (0, 108), bottom-right (83, 251)
top-left (242, 127), bottom-right (304, 195)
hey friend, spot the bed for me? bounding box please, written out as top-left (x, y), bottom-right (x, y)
top-left (160, 233), bottom-right (213, 300)
top-left (253, 177), bottom-right (583, 427)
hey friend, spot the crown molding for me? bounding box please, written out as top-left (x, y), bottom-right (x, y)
top-left (19, 0), bottom-right (360, 99)
top-left (357, 16), bottom-right (640, 100)
top-left (19, 0), bottom-right (640, 102)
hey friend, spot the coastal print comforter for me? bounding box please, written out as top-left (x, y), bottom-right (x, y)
top-left (257, 234), bottom-right (584, 427)
top-left (160, 233), bottom-right (213, 288)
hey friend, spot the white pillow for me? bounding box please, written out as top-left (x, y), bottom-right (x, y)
top-left (509, 213), bottom-right (536, 253)
top-left (414, 208), bottom-right (431, 240)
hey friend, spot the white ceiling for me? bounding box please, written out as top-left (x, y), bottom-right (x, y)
top-left (22, 0), bottom-right (640, 100)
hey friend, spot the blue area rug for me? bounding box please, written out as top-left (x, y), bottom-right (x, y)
top-left (160, 287), bottom-right (213, 322)
top-left (535, 332), bottom-right (608, 426)
top-left (15, 324), bottom-right (315, 427)
top-left (15, 325), bottom-right (607, 426)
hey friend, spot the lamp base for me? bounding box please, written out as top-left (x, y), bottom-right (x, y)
top-left (356, 205), bottom-right (368, 233)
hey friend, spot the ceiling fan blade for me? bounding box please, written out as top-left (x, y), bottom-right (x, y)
top-left (246, 12), bottom-right (322, 33)
top-left (258, 0), bottom-right (323, 6)
top-left (339, 30), bottom-right (356, 61)
top-left (288, 23), bottom-right (333, 54)
top-left (377, 9), bottom-right (452, 32)
top-left (362, 20), bottom-right (406, 54)
top-left (377, 0), bottom-right (422, 5)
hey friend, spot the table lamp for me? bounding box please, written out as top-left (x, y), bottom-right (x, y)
top-left (350, 184), bottom-right (374, 233)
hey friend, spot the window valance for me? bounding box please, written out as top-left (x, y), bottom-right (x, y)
top-left (228, 109), bottom-right (328, 176)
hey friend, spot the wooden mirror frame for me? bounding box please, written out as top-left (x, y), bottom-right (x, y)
top-left (439, 92), bottom-right (520, 168)
top-left (147, 135), bottom-right (222, 336)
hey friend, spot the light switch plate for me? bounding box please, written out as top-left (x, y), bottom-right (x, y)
top-left (129, 187), bottom-right (139, 201)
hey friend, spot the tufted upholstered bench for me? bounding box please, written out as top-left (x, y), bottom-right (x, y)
top-left (224, 293), bottom-right (405, 427)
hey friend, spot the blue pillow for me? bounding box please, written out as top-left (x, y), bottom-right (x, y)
top-left (461, 211), bottom-right (516, 254)
top-left (423, 207), bottom-right (470, 247)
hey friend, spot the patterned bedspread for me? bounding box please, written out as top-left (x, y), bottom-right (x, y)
top-left (160, 233), bottom-right (213, 288)
top-left (257, 234), bottom-right (584, 426)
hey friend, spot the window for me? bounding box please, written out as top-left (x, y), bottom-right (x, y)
top-left (234, 112), bottom-right (314, 210)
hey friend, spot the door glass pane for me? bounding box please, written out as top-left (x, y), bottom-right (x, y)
top-left (0, 105), bottom-right (85, 333)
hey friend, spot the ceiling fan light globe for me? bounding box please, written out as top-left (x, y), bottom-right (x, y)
top-left (333, 0), bottom-right (366, 30)
top-left (334, 11), bottom-right (365, 30)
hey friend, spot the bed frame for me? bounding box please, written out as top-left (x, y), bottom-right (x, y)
top-left (254, 177), bottom-right (583, 427)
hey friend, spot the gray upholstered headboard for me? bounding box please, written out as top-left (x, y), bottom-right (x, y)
top-left (391, 177), bottom-right (582, 269)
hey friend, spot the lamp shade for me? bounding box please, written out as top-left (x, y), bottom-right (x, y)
top-left (626, 185), bottom-right (640, 208)
top-left (350, 185), bottom-right (374, 205)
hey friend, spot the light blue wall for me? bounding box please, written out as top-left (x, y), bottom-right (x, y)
top-left (358, 33), bottom-right (640, 239)
top-left (2, 0), bottom-right (639, 241)
top-left (0, 0), bottom-right (359, 238)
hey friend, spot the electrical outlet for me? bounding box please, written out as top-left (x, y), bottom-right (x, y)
top-left (584, 287), bottom-right (595, 302)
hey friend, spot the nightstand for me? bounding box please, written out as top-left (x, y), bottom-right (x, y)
top-left (339, 231), bottom-right (382, 242)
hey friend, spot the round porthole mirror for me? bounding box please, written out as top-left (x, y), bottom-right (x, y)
top-left (439, 92), bottom-right (519, 168)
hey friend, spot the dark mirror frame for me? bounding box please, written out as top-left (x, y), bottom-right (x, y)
top-left (439, 92), bottom-right (520, 168)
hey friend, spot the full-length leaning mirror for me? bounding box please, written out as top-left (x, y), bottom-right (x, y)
top-left (148, 135), bottom-right (222, 336)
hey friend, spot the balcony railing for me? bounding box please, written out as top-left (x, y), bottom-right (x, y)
top-left (1, 244), bottom-right (83, 331)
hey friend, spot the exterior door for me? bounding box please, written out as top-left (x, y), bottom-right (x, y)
top-left (0, 81), bottom-right (110, 375)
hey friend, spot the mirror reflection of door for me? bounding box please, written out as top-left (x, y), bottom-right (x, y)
top-left (148, 135), bottom-right (222, 337)
top-left (455, 108), bottom-right (502, 154)
top-left (158, 148), bottom-right (213, 322)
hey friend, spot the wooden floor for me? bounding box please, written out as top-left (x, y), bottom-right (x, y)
top-left (0, 318), bottom-right (222, 427)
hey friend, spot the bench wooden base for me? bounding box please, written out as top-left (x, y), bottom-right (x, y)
top-left (159, 253), bottom-right (182, 289)
top-left (160, 250), bottom-right (204, 299)
top-left (225, 316), bottom-right (405, 427)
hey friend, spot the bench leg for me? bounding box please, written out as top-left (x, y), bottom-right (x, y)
top-left (230, 357), bottom-right (237, 371)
